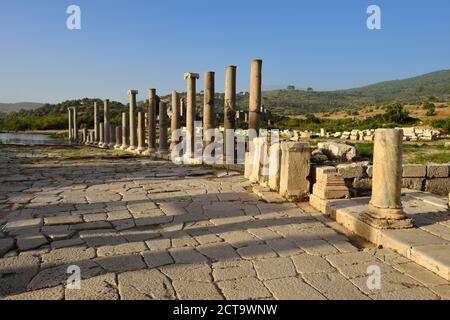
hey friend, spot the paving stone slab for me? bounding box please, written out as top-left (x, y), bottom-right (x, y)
top-left (97, 242), bottom-right (147, 257)
top-left (16, 234), bottom-right (48, 252)
top-left (237, 244), bottom-right (277, 260)
top-left (0, 238), bottom-right (15, 257)
top-left (65, 273), bottom-right (119, 300)
top-left (142, 250), bottom-right (174, 269)
top-left (292, 254), bottom-right (336, 274)
top-left (410, 244), bottom-right (450, 281)
top-left (172, 280), bottom-right (223, 300)
top-left (118, 269), bottom-right (176, 300)
top-left (303, 272), bottom-right (369, 300)
top-left (254, 257), bottom-right (297, 280)
top-left (95, 254), bottom-right (146, 273)
top-left (2, 286), bottom-right (64, 300)
top-left (212, 260), bottom-right (256, 281)
top-left (264, 277), bottom-right (326, 300)
top-left (217, 275), bottom-right (272, 300)
top-left (42, 247), bottom-right (96, 269)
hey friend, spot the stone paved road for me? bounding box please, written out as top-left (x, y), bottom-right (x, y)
top-left (0, 146), bottom-right (449, 300)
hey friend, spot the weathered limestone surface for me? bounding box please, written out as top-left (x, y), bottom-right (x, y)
top-left (279, 142), bottom-right (311, 201)
top-left (170, 90), bottom-right (180, 151)
top-left (0, 146), bottom-right (448, 300)
top-left (224, 65), bottom-right (237, 162)
top-left (203, 71), bottom-right (215, 147)
top-left (248, 59), bottom-right (262, 132)
top-left (184, 73), bottom-right (199, 158)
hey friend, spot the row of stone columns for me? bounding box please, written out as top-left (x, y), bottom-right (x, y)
top-left (68, 59), bottom-right (264, 162)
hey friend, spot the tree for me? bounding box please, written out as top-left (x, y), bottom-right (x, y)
top-left (382, 102), bottom-right (410, 123)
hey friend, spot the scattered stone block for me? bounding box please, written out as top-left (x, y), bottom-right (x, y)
top-left (336, 163), bottom-right (364, 179)
top-left (403, 164), bottom-right (426, 178)
top-left (279, 142), bottom-right (311, 201)
top-left (427, 165), bottom-right (449, 178)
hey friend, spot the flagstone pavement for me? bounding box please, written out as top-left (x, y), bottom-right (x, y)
top-left (0, 146), bottom-right (449, 300)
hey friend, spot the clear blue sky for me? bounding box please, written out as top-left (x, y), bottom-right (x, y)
top-left (1, 0), bottom-right (449, 103)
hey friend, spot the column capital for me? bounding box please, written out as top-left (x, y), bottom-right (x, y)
top-left (184, 72), bottom-right (200, 80)
top-left (226, 65), bottom-right (237, 69)
top-left (128, 90), bottom-right (138, 96)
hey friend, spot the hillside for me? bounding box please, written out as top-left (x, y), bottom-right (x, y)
top-left (258, 70), bottom-right (450, 115)
top-left (2, 70), bottom-right (450, 117)
top-left (0, 102), bottom-right (43, 113)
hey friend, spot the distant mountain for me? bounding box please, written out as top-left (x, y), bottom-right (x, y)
top-left (0, 102), bottom-right (43, 113)
top-left (340, 70), bottom-right (450, 103)
top-left (253, 70), bottom-right (450, 115)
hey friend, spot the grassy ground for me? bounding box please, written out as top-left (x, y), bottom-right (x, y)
top-left (349, 141), bottom-right (450, 164)
top-left (0, 145), bottom-right (131, 159)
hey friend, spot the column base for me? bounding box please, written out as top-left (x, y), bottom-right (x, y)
top-left (120, 144), bottom-right (129, 150)
top-left (136, 147), bottom-right (146, 154)
top-left (157, 150), bottom-right (169, 159)
top-left (360, 203), bottom-right (414, 230)
top-left (126, 146), bottom-right (137, 152)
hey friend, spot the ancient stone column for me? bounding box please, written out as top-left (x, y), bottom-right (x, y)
top-left (82, 128), bottom-right (88, 144)
top-left (361, 129), bottom-right (413, 229)
top-left (109, 125), bottom-right (116, 148)
top-left (94, 102), bottom-right (99, 142)
top-left (248, 59), bottom-right (262, 134)
top-left (184, 73), bottom-right (199, 158)
top-left (73, 106), bottom-right (79, 141)
top-left (103, 99), bottom-right (110, 146)
top-left (170, 90), bottom-right (181, 150)
top-left (148, 89), bottom-right (157, 154)
top-left (68, 108), bottom-right (73, 141)
top-left (158, 101), bottom-right (169, 157)
top-left (137, 112), bottom-right (146, 153)
top-left (115, 126), bottom-right (122, 149)
top-left (180, 98), bottom-right (186, 126)
top-left (279, 142), bottom-right (311, 201)
top-left (121, 112), bottom-right (129, 150)
top-left (224, 65), bottom-right (237, 162)
top-left (127, 90), bottom-right (138, 150)
top-left (99, 122), bottom-right (104, 147)
top-left (203, 71), bottom-right (215, 147)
